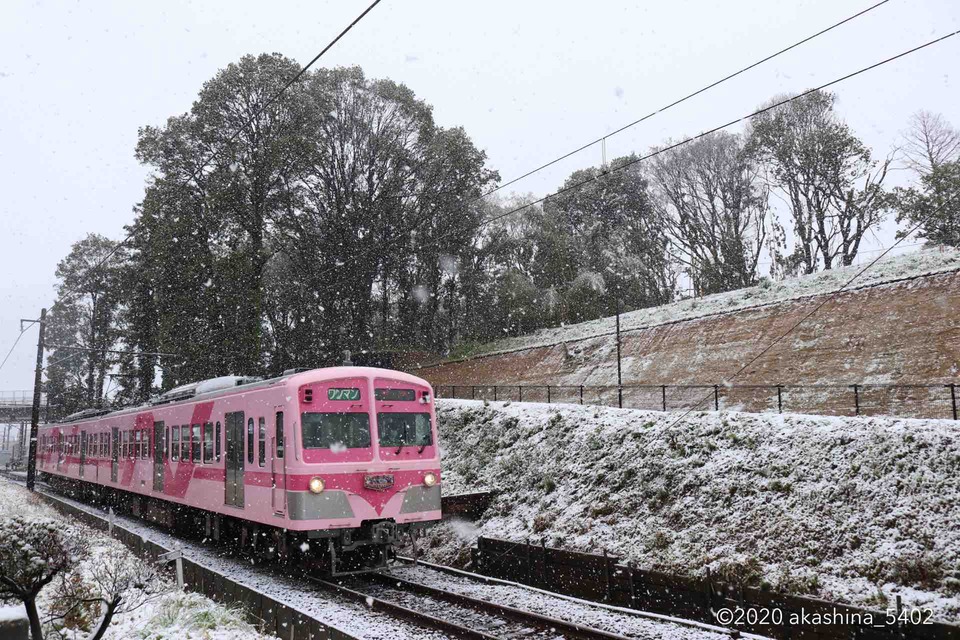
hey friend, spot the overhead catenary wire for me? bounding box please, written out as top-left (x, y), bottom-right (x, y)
top-left (45, 0), bottom-right (888, 316)
top-left (0, 329), bottom-right (28, 373)
top-left (294, 0), bottom-right (899, 291)
top-left (303, 28), bottom-right (960, 296)
top-left (478, 0), bottom-right (893, 201)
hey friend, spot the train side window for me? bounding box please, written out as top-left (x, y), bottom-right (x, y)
top-left (180, 426), bottom-right (190, 462)
top-left (215, 422), bottom-right (221, 462)
top-left (203, 422), bottom-right (213, 464)
top-left (165, 425), bottom-right (169, 460)
top-left (143, 430), bottom-right (150, 459)
top-left (191, 424), bottom-right (201, 462)
top-left (171, 426), bottom-right (180, 461)
top-left (258, 417), bottom-right (266, 467)
top-left (120, 431), bottom-right (125, 458)
top-left (275, 412), bottom-right (284, 459)
top-left (247, 418), bottom-right (254, 465)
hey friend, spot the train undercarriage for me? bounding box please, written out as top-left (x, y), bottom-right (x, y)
top-left (39, 472), bottom-right (433, 576)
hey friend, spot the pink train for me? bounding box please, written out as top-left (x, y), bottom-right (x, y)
top-left (37, 367), bottom-right (441, 573)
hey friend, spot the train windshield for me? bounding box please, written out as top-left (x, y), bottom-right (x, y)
top-left (377, 413), bottom-right (433, 448)
top-left (301, 413), bottom-right (371, 450)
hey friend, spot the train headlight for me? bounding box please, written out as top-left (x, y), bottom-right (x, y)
top-left (308, 477), bottom-right (325, 494)
top-left (423, 472), bottom-right (437, 487)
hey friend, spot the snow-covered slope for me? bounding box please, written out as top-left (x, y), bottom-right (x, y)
top-left (453, 246), bottom-right (960, 359)
top-left (429, 399), bottom-right (960, 621)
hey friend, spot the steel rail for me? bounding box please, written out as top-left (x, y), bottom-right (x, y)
top-left (366, 571), bottom-right (637, 640)
top-left (310, 576), bottom-right (499, 640)
top-left (394, 556), bottom-right (748, 638)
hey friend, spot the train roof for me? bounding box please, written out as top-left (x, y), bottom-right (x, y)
top-left (46, 366), bottom-right (430, 427)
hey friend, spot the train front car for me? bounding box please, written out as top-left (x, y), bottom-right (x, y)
top-left (284, 367), bottom-right (441, 574)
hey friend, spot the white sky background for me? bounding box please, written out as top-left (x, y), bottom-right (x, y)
top-left (0, 0), bottom-right (958, 390)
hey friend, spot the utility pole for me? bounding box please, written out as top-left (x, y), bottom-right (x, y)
top-left (615, 292), bottom-right (623, 409)
top-left (24, 308), bottom-right (46, 491)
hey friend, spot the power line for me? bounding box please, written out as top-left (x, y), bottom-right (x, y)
top-left (660, 195), bottom-right (956, 431)
top-left (47, 0), bottom-right (885, 316)
top-left (0, 329), bottom-right (28, 373)
top-left (479, 0), bottom-right (893, 201)
top-left (303, 28), bottom-right (960, 297)
top-left (293, 0), bottom-right (897, 293)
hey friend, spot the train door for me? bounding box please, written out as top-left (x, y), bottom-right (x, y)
top-left (153, 421), bottom-right (165, 492)
top-left (79, 431), bottom-right (87, 477)
top-left (224, 411), bottom-right (245, 508)
top-left (110, 427), bottom-right (119, 483)
top-left (271, 411), bottom-right (285, 514)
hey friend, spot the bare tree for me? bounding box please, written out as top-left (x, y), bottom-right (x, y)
top-left (648, 132), bottom-right (768, 295)
top-left (747, 90), bottom-right (891, 273)
top-left (48, 546), bottom-right (165, 640)
top-left (901, 111), bottom-right (960, 176)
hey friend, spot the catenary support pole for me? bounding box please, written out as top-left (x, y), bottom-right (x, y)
top-left (615, 296), bottom-right (623, 409)
top-left (26, 308), bottom-right (46, 491)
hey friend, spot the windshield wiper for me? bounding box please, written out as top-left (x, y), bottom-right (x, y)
top-left (417, 437), bottom-right (429, 454)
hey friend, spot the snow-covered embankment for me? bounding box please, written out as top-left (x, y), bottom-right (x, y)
top-left (428, 399), bottom-right (960, 620)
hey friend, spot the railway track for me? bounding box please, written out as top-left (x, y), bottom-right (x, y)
top-left (315, 570), bottom-right (641, 640)
top-left (1, 471), bottom-right (739, 639)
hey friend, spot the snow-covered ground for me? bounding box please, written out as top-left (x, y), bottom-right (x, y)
top-left (427, 399), bottom-right (960, 621)
top-left (0, 479), bottom-right (274, 640)
top-left (452, 245), bottom-right (960, 359)
top-left (0, 479), bottom-right (457, 640)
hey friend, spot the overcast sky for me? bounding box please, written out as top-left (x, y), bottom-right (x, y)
top-left (0, 0), bottom-right (957, 390)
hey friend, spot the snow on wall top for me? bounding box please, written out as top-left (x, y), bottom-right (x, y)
top-left (450, 246), bottom-right (960, 361)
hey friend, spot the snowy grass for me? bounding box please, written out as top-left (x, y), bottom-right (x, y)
top-left (132, 592), bottom-right (261, 640)
top-left (452, 245), bottom-right (960, 359)
top-left (427, 399), bottom-right (960, 621)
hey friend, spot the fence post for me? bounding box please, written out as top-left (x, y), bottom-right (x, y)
top-left (541, 539), bottom-right (548, 588)
top-left (776, 385), bottom-right (783, 414)
top-left (661, 385), bottom-right (667, 411)
top-left (949, 384), bottom-right (958, 421)
top-left (547, 386), bottom-right (551, 404)
top-left (471, 386), bottom-right (476, 400)
top-left (603, 549), bottom-right (612, 601)
top-left (493, 386), bottom-right (497, 402)
top-left (852, 384), bottom-right (860, 416)
top-left (579, 385), bottom-right (584, 405)
top-left (713, 385), bottom-right (719, 411)
top-left (525, 538), bottom-right (532, 584)
top-left (705, 566), bottom-right (713, 615)
top-left (452, 385), bottom-right (457, 399)
top-left (518, 386), bottom-right (523, 402)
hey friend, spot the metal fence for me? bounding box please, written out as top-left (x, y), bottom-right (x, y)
top-left (0, 391), bottom-right (44, 407)
top-left (434, 383), bottom-right (960, 421)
